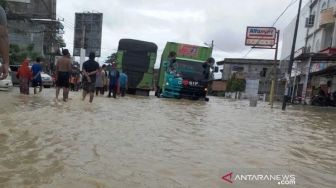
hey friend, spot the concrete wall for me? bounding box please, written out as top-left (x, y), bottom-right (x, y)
top-left (221, 63), bottom-right (274, 95)
top-left (8, 20), bottom-right (45, 55)
top-left (6, 0), bottom-right (57, 56)
top-left (279, 0), bottom-right (336, 63)
top-left (280, 2), bottom-right (310, 60)
top-left (6, 0), bottom-right (56, 19)
top-left (222, 64), bottom-right (273, 80)
top-left (301, 0), bottom-right (336, 53)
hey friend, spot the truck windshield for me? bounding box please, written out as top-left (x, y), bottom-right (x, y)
top-left (174, 60), bottom-right (205, 81)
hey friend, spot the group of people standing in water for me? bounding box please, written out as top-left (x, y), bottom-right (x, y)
top-left (55, 49), bottom-right (128, 103)
top-left (14, 48), bottom-right (128, 104)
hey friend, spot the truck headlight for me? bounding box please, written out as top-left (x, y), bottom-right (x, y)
top-left (166, 82), bottom-right (169, 86)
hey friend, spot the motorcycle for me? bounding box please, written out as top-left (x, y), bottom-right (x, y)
top-left (311, 91), bottom-right (336, 107)
top-left (292, 96), bottom-right (303, 105)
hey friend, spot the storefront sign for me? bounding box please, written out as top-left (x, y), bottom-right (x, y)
top-left (245, 27), bottom-right (276, 46)
top-left (310, 62), bottom-right (328, 73)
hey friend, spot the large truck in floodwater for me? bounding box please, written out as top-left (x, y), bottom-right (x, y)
top-left (156, 42), bottom-right (213, 100)
top-left (116, 39), bottom-right (158, 96)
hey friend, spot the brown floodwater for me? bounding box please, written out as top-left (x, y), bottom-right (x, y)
top-left (0, 88), bottom-right (335, 188)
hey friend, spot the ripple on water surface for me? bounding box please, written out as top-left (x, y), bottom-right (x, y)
top-left (0, 88), bottom-right (335, 188)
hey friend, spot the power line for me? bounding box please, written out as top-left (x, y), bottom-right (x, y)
top-left (62, 22), bottom-right (74, 30)
top-left (57, 14), bottom-right (75, 26)
top-left (63, 20), bottom-right (75, 29)
top-left (56, 14), bottom-right (76, 31)
top-left (272, 0), bottom-right (298, 26)
top-left (212, 45), bottom-right (226, 52)
top-left (61, 21), bottom-right (75, 30)
top-left (243, 0), bottom-right (299, 58)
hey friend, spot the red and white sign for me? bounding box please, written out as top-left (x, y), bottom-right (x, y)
top-left (177, 44), bottom-right (199, 57)
top-left (245, 27), bottom-right (276, 46)
top-left (320, 47), bottom-right (336, 54)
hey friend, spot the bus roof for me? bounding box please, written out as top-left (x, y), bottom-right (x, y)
top-left (118, 39), bottom-right (158, 52)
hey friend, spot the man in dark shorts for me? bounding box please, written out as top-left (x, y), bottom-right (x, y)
top-left (55, 49), bottom-right (72, 102)
top-left (0, 5), bottom-right (9, 80)
top-left (31, 57), bottom-right (43, 94)
top-left (82, 52), bottom-right (99, 103)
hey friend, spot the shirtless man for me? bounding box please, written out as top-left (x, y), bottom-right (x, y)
top-left (55, 49), bottom-right (72, 102)
top-left (0, 5), bottom-right (9, 80)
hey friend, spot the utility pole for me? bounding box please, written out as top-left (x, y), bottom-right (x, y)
top-left (80, 25), bottom-right (86, 70)
top-left (204, 41), bottom-right (214, 52)
top-left (270, 30), bottom-right (280, 108)
top-left (282, 0), bottom-right (303, 111)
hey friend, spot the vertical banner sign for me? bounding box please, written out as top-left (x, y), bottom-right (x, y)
top-left (245, 27), bottom-right (276, 47)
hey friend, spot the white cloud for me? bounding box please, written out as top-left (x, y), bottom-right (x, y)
top-left (57, 0), bottom-right (306, 66)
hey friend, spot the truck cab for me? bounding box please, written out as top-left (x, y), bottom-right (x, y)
top-left (156, 42), bottom-right (213, 101)
top-left (161, 57), bottom-right (208, 100)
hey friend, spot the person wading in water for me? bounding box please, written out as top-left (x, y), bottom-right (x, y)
top-left (55, 49), bottom-right (72, 102)
top-left (82, 52), bottom-right (99, 103)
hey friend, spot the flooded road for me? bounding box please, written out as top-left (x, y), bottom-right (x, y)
top-left (0, 88), bottom-right (335, 188)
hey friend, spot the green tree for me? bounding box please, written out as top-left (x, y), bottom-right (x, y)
top-left (56, 36), bottom-right (66, 48)
top-left (105, 53), bottom-right (116, 64)
top-left (9, 44), bottom-right (42, 65)
top-left (227, 73), bottom-right (246, 99)
top-left (0, 0), bottom-right (8, 8)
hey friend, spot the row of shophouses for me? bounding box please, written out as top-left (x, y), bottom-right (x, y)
top-left (280, 0), bottom-right (336, 103)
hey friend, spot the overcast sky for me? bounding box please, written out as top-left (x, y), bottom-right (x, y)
top-left (57, 0), bottom-right (309, 67)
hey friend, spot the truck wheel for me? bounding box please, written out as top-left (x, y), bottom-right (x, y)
top-left (191, 97), bottom-right (199, 100)
top-left (155, 88), bottom-right (162, 98)
top-left (205, 97), bottom-right (209, 102)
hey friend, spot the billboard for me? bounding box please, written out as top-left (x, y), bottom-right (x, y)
top-left (6, 0), bottom-right (30, 3)
top-left (73, 12), bottom-right (103, 57)
top-left (245, 27), bottom-right (276, 47)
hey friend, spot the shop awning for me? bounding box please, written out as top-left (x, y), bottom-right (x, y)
top-left (310, 65), bottom-right (336, 76)
top-left (295, 47), bottom-right (336, 61)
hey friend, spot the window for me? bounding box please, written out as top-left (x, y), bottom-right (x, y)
top-left (173, 60), bottom-right (205, 81)
top-left (305, 15), bottom-right (315, 27)
top-left (260, 68), bottom-right (267, 77)
top-left (232, 66), bottom-right (244, 72)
